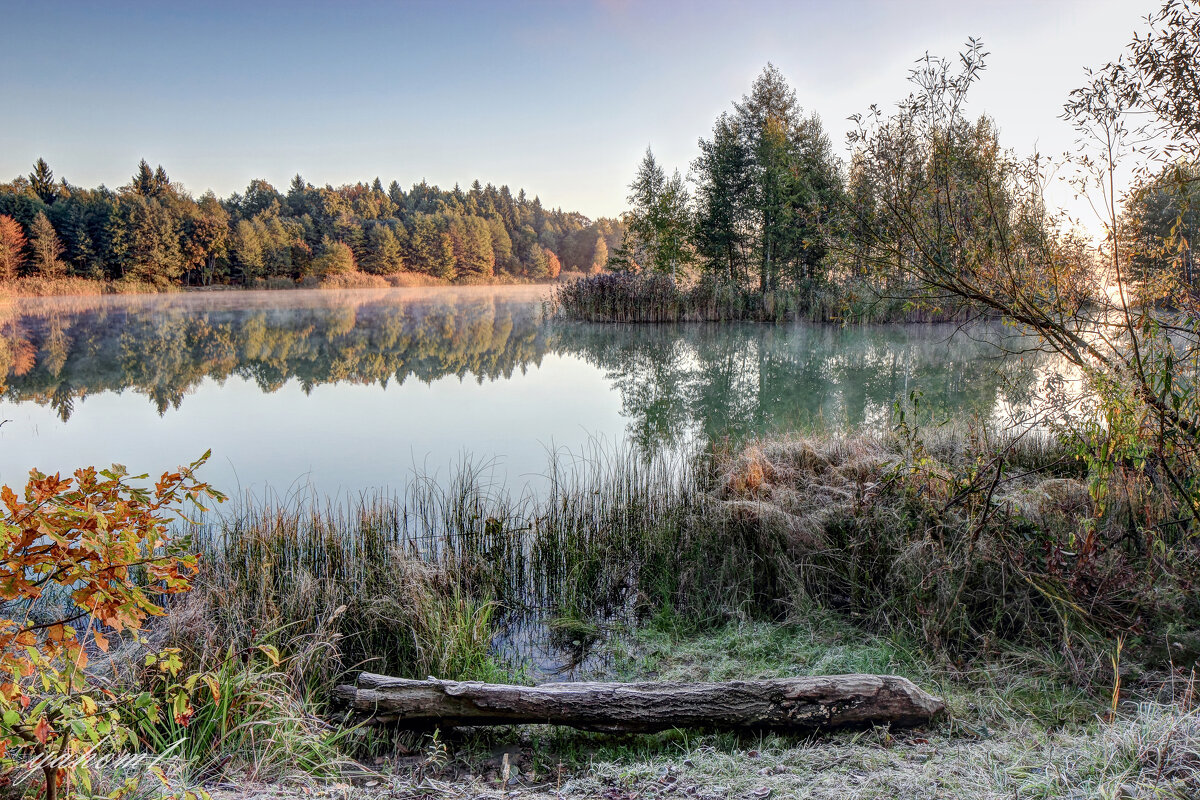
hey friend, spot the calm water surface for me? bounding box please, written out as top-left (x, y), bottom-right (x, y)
top-left (0, 287), bottom-right (1045, 498)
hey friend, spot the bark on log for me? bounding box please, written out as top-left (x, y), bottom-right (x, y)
top-left (332, 673), bottom-right (944, 732)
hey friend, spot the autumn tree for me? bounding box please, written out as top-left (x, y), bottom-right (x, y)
top-left (1122, 161), bottom-right (1200, 300)
top-left (545, 248), bottom-right (562, 280)
top-left (314, 237), bottom-right (355, 276)
top-left (182, 192), bottom-right (230, 285)
top-left (591, 234), bottom-right (608, 273)
top-left (0, 214), bottom-right (27, 280)
top-left (848, 18), bottom-right (1200, 536)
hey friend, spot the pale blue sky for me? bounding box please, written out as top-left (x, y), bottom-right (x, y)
top-left (0, 0), bottom-right (1159, 220)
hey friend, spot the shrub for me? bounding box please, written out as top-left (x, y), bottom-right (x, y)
top-left (0, 453), bottom-right (221, 799)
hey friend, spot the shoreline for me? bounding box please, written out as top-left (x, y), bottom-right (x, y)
top-left (0, 271), bottom-right (577, 300)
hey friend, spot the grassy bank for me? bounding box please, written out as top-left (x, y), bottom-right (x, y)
top-left (187, 423), bottom-right (1199, 685)
top-left (200, 619), bottom-right (1200, 799)
top-left (548, 272), bottom-right (974, 324)
top-left (53, 424), bottom-right (1200, 796)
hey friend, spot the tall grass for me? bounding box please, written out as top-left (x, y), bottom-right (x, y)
top-left (0, 275), bottom-right (164, 298)
top-left (126, 641), bottom-right (351, 784)
top-left (188, 445), bottom-right (708, 688)
top-left (181, 422), bottom-right (1199, 700)
top-left (548, 272), bottom-right (976, 324)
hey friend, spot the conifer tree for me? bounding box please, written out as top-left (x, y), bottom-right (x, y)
top-left (28, 158), bottom-right (57, 205)
top-left (624, 149), bottom-right (692, 276)
top-left (133, 160), bottom-right (156, 196)
top-left (28, 212), bottom-right (66, 277)
top-left (363, 224), bottom-right (404, 274)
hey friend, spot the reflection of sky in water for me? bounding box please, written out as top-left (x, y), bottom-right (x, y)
top-left (1, 354), bottom-right (623, 499)
top-left (0, 288), bottom-right (1056, 498)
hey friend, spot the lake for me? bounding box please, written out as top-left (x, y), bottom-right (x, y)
top-left (0, 287), bottom-right (1046, 499)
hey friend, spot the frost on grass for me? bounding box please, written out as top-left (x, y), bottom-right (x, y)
top-left (566, 704), bottom-right (1199, 799)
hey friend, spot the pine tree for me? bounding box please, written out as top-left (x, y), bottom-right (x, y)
top-left (0, 214), bottom-right (28, 280)
top-left (526, 242), bottom-right (550, 278)
top-left (435, 232), bottom-right (456, 280)
top-left (459, 216), bottom-right (494, 278)
top-left (133, 160), bottom-right (156, 196)
top-left (624, 149), bottom-right (691, 276)
top-left (29, 158), bottom-right (57, 205)
top-left (28, 212), bottom-right (66, 277)
top-left (693, 113), bottom-right (752, 284)
top-left (109, 194), bottom-right (184, 285)
top-left (487, 216), bottom-right (513, 271)
top-left (362, 224), bottom-right (404, 274)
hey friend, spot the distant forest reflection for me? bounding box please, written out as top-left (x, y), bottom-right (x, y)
top-left (1, 288), bottom-right (1043, 453)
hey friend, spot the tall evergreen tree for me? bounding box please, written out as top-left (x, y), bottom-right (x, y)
top-left (623, 149), bottom-right (692, 276)
top-left (28, 212), bottom-right (66, 277)
top-left (133, 160), bottom-right (156, 196)
top-left (29, 158), bottom-right (57, 205)
top-left (693, 113), bottom-right (752, 284)
top-left (688, 64), bottom-right (844, 295)
top-left (362, 224), bottom-right (404, 274)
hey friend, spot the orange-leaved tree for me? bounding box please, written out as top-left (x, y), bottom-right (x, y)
top-left (0, 452), bottom-right (223, 800)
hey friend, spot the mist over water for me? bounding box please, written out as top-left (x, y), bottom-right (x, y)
top-left (0, 286), bottom-right (1049, 499)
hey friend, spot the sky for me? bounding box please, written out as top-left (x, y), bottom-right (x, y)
top-left (0, 0), bottom-right (1162, 222)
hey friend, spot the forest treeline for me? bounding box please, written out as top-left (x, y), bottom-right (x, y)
top-left (0, 161), bottom-right (623, 289)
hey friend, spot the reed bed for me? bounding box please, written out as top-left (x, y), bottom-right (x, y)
top-left (548, 272), bottom-right (977, 324)
top-left (187, 444), bottom-right (710, 687)
top-left (168, 419), bottom-right (1200, 715)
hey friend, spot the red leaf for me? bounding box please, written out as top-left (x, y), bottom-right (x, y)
top-left (33, 716), bottom-right (52, 745)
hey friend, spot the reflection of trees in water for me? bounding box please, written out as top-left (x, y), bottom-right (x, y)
top-left (0, 291), bottom-right (1046, 452)
top-left (0, 292), bottom-right (547, 417)
top-left (552, 323), bottom-right (1049, 453)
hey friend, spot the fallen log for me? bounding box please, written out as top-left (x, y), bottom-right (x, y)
top-left (332, 673), bottom-right (944, 733)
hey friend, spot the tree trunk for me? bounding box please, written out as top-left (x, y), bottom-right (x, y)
top-left (333, 673), bottom-right (944, 733)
